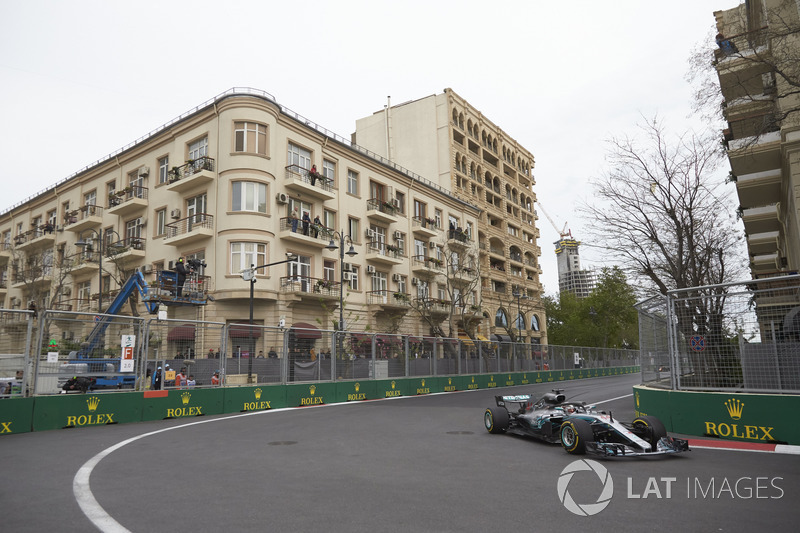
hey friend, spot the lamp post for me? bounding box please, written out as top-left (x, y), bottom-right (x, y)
top-left (241, 253), bottom-right (297, 381)
top-left (76, 228), bottom-right (121, 313)
top-left (512, 290), bottom-right (528, 367)
top-left (325, 229), bottom-right (358, 358)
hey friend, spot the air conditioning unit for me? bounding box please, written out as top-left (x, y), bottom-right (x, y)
top-left (429, 242), bottom-right (437, 250)
top-left (411, 277), bottom-right (419, 286)
top-left (343, 262), bottom-right (353, 272)
top-left (393, 231), bottom-right (403, 240)
top-left (276, 192), bottom-right (288, 204)
top-left (138, 166), bottom-right (150, 178)
top-left (392, 273), bottom-right (402, 282)
top-left (62, 331), bottom-right (75, 341)
top-left (366, 265), bottom-right (376, 274)
top-left (343, 272), bottom-right (353, 281)
top-left (392, 198), bottom-right (401, 208)
top-left (365, 228), bottom-right (375, 239)
top-left (170, 209), bottom-right (181, 219)
top-left (61, 286), bottom-right (71, 296)
top-left (168, 260), bottom-right (175, 270)
top-left (142, 264), bottom-right (153, 274)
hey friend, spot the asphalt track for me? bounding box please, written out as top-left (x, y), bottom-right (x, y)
top-left (1, 374), bottom-right (797, 532)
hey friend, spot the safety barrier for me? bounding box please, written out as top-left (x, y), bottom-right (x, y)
top-left (0, 367), bottom-right (640, 435)
top-left (634, 384), bottom-right (800, 445)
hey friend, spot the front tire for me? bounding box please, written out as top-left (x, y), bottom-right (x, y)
top-left (632, 415), bottom-right (667, 449)
top-left (484, 407), bottom-right (509, 434)
top-left (560, 418), bottom-right (593, 454)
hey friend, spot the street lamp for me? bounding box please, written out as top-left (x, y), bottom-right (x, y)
top-left (512, 290), bottom-right (528, 342)
top-left (325, 229), bottom-right (358, 358)
top-left (75, 228), bottom-right (122, 313)
top-left (241, 252), bottom-right (297, 381)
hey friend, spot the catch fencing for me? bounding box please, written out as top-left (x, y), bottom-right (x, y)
top-left (0, 309), bottom-right (639, 397)
top-left (636, 274), bottom-right (800, 393)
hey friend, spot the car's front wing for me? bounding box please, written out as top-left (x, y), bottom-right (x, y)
top-left (585, 436), bottom-right (690, 457)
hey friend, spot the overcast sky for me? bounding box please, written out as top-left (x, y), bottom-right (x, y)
top-left (0, 0), bottom-right (737, 295)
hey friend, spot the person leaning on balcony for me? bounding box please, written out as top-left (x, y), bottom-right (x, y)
top-left (290, 208), bottom-right (299, 232)
top-left (312, 215), bottom-right (321, 238)
top-left (309, 164), bottom-right (318, 186)
top-left (302, 211), bottom-right (311, 236)
top-left (716, 32), bottom-right (738, 56)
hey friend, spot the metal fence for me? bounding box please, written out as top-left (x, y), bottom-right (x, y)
top-left (636, 275), bottom-right (800, 393)
top-left (0, 309), bottom-right (640, 397)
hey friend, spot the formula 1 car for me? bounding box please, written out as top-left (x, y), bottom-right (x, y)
top-left (484, 389), bottom-right (689, 457)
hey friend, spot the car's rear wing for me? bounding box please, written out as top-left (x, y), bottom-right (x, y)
top-left (495, 394), bottom-right (532, 407)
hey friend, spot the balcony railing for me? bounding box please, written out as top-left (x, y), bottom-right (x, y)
top-left (13, 226), bottom-right (56, 247)
top-left (280, 275), bottom-right (341, 297)
top-left (168, 156), bottom-right (215, 183)
top-left (366, 198), bottom-right (399, 216)
top-left (412, 217), bottom-right (440, 233)
top-left (414, 297), bottom-right (451, 314)
top-left (279, 217), bottom-right (335, 242)
top-left (411, 255), bottom-right (443, 272)
top-left (367, 290), bottom-right (411, 306)
top-left (367, 241), bottom-right (405, 259)
top-left (165, 213), bottom-right (214, 239)
top-left (108, 185), bottom-right (148, 208)
top-left (446, 229), bottom-right (472, 245)
top-left (284, 164), bottom-right (334, 194)
top-left (64, 204), bottom-right (103, 225)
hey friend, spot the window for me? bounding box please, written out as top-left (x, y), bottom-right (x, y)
top-left (394, 191), bottom-right (405, 214)
top-left (531, 315), bottom-right (540, 331)
top-left (77, 280), bottom-right (92, 302)
top-left (434, 209), bottom-right (443, 229)
top-left (348, 266), bottom-right (359, 291)
top-left (158, 156), bottom-right (169, 184)
top-left (413, 199), bottom-right (426, 219)
top-left (414, 239), bottom-right (425, 258)
top-left (507, 225), bottom-right (519, 237)
top-left (47, 210), bottom-right (57, 228)
top-left (323, 209), bottom-right (335, 232)
top-left (232, 181), bottom-right (267, 213)
top-left (348, 217), bottom-right (359, 242)
top-left (235, 122), bottom-right (268, 155)
top-left (347, 170), bottom-right (359, 195)
top-left (186, 194), bottom-right (207, 226)
top-left (396, 232), bottom-right (406, 253)
top-left (495, 309), bottom-right (509, 328)
top-left (189, 137), bottom-right (208, 161)
top-left (231, 242), bottom-right (266, 274)
top-left (322, 159), bottom-right (336, 184)
top-left (125, 218), bottom-right (143, 240)
top-left (287, 142), bottom-right (311, 170)
top-left (129, 170), bottom-right (145, 198)
top-left (323, 260), bottom-right (335, 282)
top-left (397, 275), bottom-right (407, 294)
top-left (156, 209), bottom-right (166, 237)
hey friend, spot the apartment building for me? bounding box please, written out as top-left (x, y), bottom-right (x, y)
top-left (555, 237), bottom-right (596, 299)
top-left (0, 88), bottom-right (481, 339)
top-left (353, 89), bottom-right (546, 345)
top-left (713, 0), bottom-right (800, 277)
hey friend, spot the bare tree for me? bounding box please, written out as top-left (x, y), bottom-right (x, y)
top-left (580, 118), bottom-right (748, 385)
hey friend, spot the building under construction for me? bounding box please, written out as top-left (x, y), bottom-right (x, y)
top-left (555, 236), bottom-right (596, 299)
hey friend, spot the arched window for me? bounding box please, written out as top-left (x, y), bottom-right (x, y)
top-left (531, 315), bottom-right (540, 331)
top-left (495, 308), bottom-right (509, 328)
top-left (515, 312), bottom-right (525, 330)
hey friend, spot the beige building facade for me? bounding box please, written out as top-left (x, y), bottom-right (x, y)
top-left (0, 89), bottom-right (482, 339)
top-left (714, 0), bottom-right (800, 277)
top-left (353, 89), bottom-right (546, 345)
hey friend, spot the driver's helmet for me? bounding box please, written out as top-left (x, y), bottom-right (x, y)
top-left (566, 405), bottom-right (576, 414)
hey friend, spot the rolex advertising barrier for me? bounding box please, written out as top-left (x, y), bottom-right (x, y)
top-left (0, 310), bottom-right (639, 435)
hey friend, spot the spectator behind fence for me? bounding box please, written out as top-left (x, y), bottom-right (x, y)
top-left (268, 347), bottom-right (278, 358)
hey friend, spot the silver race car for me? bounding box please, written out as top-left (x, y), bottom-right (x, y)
top-left (484, 389), bottom-right (689, 457)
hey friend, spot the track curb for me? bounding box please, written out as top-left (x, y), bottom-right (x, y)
top-left (688, 438), bottom-right (800, 454)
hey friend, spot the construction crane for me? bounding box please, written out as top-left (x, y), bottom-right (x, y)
top-left (535, 201), bottom-right (571, 239)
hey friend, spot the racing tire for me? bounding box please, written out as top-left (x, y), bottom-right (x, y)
top-left (484, 407), bottom-right (509, 434)
top-left (560, 418), bottom-right (593, 455)
top-left (632, 415), bottom-right (667, 449)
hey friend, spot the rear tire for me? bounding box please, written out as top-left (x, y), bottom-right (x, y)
top-left (560, 418), bottom-right (593, 454)
top-left (484, 407), bottom-right (509, 434)
top-left (632, 415), bottom-right (667, 449)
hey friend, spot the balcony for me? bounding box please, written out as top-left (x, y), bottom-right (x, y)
top-left (414, 297), bottom-right (451, 316)
top-left (411, 255), bottom-right (442, 277)
top-left (367, 290), bottom-right (411, 310)
top-left (106, 236), bottom-right (146, 262)
top-left (412, 217), bottom-right (440, 237)
top-left (12, 267), bottom-right (53, 289)
top-left (166, 157), bottom-right (216, 193)
top-left (280, 276), bottom-right (341, 301)
top-left (64, 205), bottom-right (103, 233)
top-left (752, 253), bottom-right (780, 273)
top-left (164, 214), bottom-right (214, 246)
top-left (14, 227), bottom-right (56, 251)
top-left (283, 165), bottom-right (335, 201)
top-left (51, 298), bottom-right (97, 313)
top-left (69, 253), bottom-right (100, 277)
top-left (741, 204), bottom-right (780, 235)
top-left (0, 278), bottom-right (7, 293)
top-left (278, 217), bottom-right (333, 248)
top-left (366, 198), bottom-right (399, 224)
top-left (735, 168), bottom-right (782, 209)
top-left (365, 241), bottom-right (404, 266)
top-left (747, 231), bottom-right (780, 256)
top-left (446, 229), bottom-right (472, 249)
top-left (107, 186), bottom-right (148, 217)
top-left (727, 130), bottom-right (781, 176)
